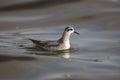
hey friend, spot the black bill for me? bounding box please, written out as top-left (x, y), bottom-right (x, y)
top-left (74, 31), bottom-right (80, 35)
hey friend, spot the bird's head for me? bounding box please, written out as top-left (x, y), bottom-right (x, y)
top-left (64, 26), bottom-right (80, 35)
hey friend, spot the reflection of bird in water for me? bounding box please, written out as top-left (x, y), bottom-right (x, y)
top-left (29, 26), bottom-right (80, 51)
top-left (58, 52), bottom-right (70, 59)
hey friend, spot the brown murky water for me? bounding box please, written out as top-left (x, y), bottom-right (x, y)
top-left (0, 0), bottom-right (120, 80)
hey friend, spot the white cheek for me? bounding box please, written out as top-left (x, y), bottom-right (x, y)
top-left (71, 31), bottom-right (74, 33)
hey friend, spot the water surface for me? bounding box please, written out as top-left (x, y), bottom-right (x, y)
top-left (0, 0), bottom-right (120, 80)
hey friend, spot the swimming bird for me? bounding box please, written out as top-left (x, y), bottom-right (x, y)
top-left (29, 26), bottom-right (79, 51)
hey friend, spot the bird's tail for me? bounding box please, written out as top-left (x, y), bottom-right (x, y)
top-left (28, 39), bottom-right (41, 44)
top-left (28, 39), bottom-right (36, 43)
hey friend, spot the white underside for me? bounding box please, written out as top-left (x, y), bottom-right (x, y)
top-left (58, 41), bottom-right (70, 50)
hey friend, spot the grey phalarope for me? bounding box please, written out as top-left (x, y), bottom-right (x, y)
top-left (29, 26), bottom-right (80, 51)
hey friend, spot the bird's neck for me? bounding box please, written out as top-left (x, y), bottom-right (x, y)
top-left (60, 32), bottom-right (71, 44)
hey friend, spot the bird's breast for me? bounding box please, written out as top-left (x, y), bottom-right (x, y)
top-left (58, 41), bottom-right (70, 50)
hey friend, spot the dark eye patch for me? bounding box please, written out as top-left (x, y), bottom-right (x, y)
top-left (65, 27), bottom-right (70, 30)
top-left (67, 29), bottom-right (73, 31)
top-left (69, 29), bottom-right (73, 31)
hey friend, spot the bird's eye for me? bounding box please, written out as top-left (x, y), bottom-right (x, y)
top-left (67, 29), bottom-right (73, 31)
top-left (70, 29), bottom-right (73, 31)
